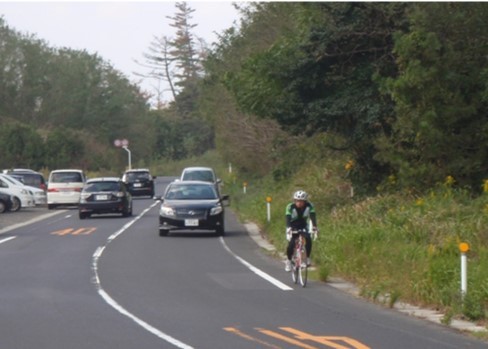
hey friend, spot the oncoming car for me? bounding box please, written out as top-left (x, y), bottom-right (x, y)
top-left (157, 180), bottom-right (229, 237)
top-left (78, 177), bottom-right (132, 219)
top-left (179, 166), bottom-right (222, 195)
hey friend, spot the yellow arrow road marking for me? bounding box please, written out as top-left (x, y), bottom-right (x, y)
top-left (225, 327), bottom-right (371, 349)
top-left (280, 327), bottom-right (370, 349)
top-left (224, 328), bottom-right (281, 349)
top-left (51, 228), bottom-right (97, 236)
top-left (257, 328), bottom-right (318, 349)
top-left (51, 228), bottom-right (74, 236)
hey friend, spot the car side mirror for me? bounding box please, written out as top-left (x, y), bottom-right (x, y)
top-left (221, 194), bottom-right (230, 206)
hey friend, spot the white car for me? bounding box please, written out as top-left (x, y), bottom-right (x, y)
top-left (0, 173), bottom-right (36, 210)
top-left (180, 167), bottom-right (222, 195)
top-left (47, 169), bottom-right (86, 209)
top-left (1, 174), bottom-right (47, 206)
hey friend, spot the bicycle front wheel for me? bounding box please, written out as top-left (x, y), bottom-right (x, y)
top-left (298, 249), bottom-right (308, 287)
top-left (292, 261), bottom-right (299, 284)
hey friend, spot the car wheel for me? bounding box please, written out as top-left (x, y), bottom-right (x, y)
top-left (216, 224), bottom-right (225, 237)
top-left (159, 229), bottom-right (169, 237)
top-left (122, 205), bottom-right (130, 217)
top-left (80, 212), bottom-right (91, 219)
top-left (11, 197), bottom-right (21, 212)
top-left (0, 201), bottom-right (6, 213)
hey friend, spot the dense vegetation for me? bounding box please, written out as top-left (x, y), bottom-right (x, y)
top-left (1, 2), bottom-right (488, 327)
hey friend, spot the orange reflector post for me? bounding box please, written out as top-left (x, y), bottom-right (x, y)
top-left (459, 242), bottom-right (470, 253)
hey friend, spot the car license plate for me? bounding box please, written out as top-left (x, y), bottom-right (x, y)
top-left (134, 183), bottom-right (142, 187)
top-left (185, 219), bottom-right (199, 226)
top-left (95, 194), bottom-right (109, 200)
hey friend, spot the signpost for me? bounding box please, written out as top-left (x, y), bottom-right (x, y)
top-left (114, 138), bottom-right (131, 170)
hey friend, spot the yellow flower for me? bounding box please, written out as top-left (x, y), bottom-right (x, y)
top-left (388, 175), bottom-right (396, 184)
top-left (416, 198), bottom-right (424, 206)
top-left (427, 244), bottom-right (436, 257)
top-left (483, 179), bottom-right (488, 193)
top-left (345, 160), bottom-right (354, 171)
top-left (445, 175), bottom-right (455, 187)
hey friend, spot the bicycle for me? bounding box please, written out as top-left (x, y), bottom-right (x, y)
top-left (290, 229), bottom-right (308, 287)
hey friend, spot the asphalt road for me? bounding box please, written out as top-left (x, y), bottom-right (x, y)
top-left (0, 177), bottom-right (486, 349)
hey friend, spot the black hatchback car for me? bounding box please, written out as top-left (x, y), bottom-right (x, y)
top-left (78, 177), bottom-right (132, 219)
top-left (157, 180), bottom-right (229, 236)
top-left (122, 168), bottom-right (155, 197)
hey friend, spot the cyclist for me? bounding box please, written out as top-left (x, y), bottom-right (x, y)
top-left (285, 190), bottom-right (318, 272)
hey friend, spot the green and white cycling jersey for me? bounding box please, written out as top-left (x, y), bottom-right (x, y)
top-left (285, 201), bottom-right (317, 230)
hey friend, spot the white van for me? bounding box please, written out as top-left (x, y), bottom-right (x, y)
top-left (47, 169), bottom-right (86, 209)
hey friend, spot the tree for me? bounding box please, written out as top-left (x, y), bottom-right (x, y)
top-left (44, 128), bottom-right (85, 169)
top-left (378, 3), bottom-right (488, 191)
top-left (220, 3), bottom-right (411, 190)
top-left (138, 1), bottom-right (205, 111)
top-left (0, 122), bottom-right (45, 169)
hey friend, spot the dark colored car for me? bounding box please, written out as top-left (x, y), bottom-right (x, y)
top-left (78, 177), bottom-right (132, 219)
top-left (5, 169), bottom-right (47, 191)
top-left (122, 168), bottom-right (155, 197)
top-left (0, 192), bottom-right (13, 213)
top-left (157, 180), bottom-right (229, 236)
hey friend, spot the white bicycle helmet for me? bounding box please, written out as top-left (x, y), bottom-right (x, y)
top-left (293, 190), bottom-right (308, 201)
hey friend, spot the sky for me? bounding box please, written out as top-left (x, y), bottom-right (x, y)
top-left (0, 1), bottom-right (242, 104)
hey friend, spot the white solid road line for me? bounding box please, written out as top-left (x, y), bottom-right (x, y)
top-left (0, 236), bottom-right (16, 244)
top-left (220, 237), bottom-right (293, 291)
top-left (92, 201), bottom-right (195, 349)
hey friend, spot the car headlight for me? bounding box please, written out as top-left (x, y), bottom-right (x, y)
top-left (210, 205), bottom-right (223, 216)
top-left (80, 193), bottom-right (91, 201)
top-left (160, 205), bottom-right (175, 217)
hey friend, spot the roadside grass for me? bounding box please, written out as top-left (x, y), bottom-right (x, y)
top-left (220, 163), bottom-right (488, 326)
top-left (158, 149), bottom-right (488, 328)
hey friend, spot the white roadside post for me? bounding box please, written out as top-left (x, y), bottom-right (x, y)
top-left (243, 182), bottom-right (247, 194)
top-left (266, 196), bottom-right (272, 223)
top-left (228, 162), bottom-right (232, 173)
top-left (459, 242), bottom-right (470, 298)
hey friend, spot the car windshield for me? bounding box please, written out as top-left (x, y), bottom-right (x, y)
top-left (84, 182), bottom-right (121, 193)
top-left (165, 184), bottom-right (217, 200)
top-left (127, 172), bottom-right (150, 181)
top-left (182, 170), bottom-right (214, 182)
top-left (51, 172), bottom-right (83, 183)
top-left (1, 175), bottom-right (24, 186)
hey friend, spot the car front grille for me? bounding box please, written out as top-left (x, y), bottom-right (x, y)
top-left (175, 208), bottom-right (207, 219)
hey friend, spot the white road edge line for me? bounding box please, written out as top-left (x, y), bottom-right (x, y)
top-left (0, 236), bottom-right (16, 244)
top-left (91, 201), bottom-right (194, 349)
top-left (219, 237), bottom-right (293, 291)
